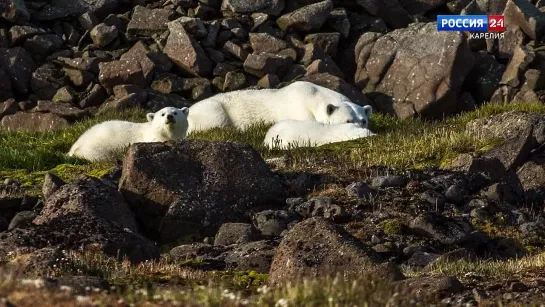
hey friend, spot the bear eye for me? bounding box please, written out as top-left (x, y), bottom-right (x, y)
top-left (346, 120), bottom-right (352, 123)
top-left (161, 114), bottom-right (165, 116)
top-left (173, 112), bottom-right (177, 115)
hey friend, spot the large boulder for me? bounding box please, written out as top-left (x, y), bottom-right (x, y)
top-left (0, 213), bottom-right (159, 264)
top-left (268, 217), bottom-right (390, 285)
top-left (355, 23), bottom-right (474, 119)
top-left (34, 176), bottom-right (138, 233)
top-left (465, 111), bottom-right (545, 144)
top-left (118, 140), bottom-right (285, 243)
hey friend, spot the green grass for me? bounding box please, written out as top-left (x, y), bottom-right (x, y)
top-left (2, 102), bottom-right (545, 192)
top-left (0, 108), bottom-right (148, 171)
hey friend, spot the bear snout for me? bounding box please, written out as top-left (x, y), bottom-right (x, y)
top-left (166, 114), bottom-right (175, 123)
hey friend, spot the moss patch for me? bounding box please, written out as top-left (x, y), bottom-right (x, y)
top-left (380, 218), bottom-right (407, 236)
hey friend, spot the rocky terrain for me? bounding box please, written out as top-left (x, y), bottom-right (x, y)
top-left (3, 0), bottom-right (545, 306)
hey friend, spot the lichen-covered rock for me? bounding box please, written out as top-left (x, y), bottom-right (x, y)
top-left (119, 140), bottom-right (284, 243)
top-left (355, 23), bottom-right (474, 119)
top-left (268, 218), bottom-right (389, 285)
top-left (35, 176), bottom-right (138, 232)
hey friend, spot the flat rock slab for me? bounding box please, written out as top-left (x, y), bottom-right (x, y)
top-left (0, 112), bottom-right (69, 132)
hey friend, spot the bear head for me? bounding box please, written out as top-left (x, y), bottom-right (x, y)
top-left (147, 107), bottom-right (189, 138)
top-left (316, 103), bottom-right (360, 125)
top-left (352, 104), bottom-right (373, 128)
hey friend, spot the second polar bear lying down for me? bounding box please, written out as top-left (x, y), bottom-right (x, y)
top-left (264, 120), bottom-right (376, 149)
top-left (68, 107), bottom-right (189, 162)
top-left (187, 81), bottom-right (368, 132)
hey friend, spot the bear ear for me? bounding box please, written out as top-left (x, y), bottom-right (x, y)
top-left (362, 105), bottom-right (373, 117)
top-left (146, 113), bottom-right (155, 122)
top-left (180, 107), bottom-right (189, 116)
top-left (326, 104), bottom-right (338, 116)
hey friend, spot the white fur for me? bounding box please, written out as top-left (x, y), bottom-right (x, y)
top-left (68, 107), bottom-right (189, 162)
top-left (264, 120), bottom-right (376, 149)
top-left (345, 101), bottom-right (373, 128)
top-left (187, 81), bottom-right (361, 132)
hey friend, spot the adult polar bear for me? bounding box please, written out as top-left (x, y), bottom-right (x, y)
top-left (68, 107), bottom-right (189, 162)
top-left (187, 81), bottom-right (370, 132)
top-left (264, 120), bottom-right (376, 149)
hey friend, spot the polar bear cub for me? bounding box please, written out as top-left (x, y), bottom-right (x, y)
top-left (187, 81), bottom-right (361, 132)
top-left (68, 107), bottom-right (189, 162)
top-left (264, 120), bottom-right (376, 149)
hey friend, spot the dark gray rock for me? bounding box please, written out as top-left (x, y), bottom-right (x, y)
top-left (304, 32), bottom-right (340, 57)
top-left (277, 0), bottom-right (333, 33)
top-left (119, 140), bottom-right (284, 243)
top-left (407, 251), bottom-right (440, 267)
top-left (249, 32), bottom-right (287, 54)
top-left (355, 0), bottom-right (411, 29)
top-left (214, 223), bottom-right (256, 245)
top-left (90, 23), bottom-right (118, 47)
top-left (35, 176), bottom-right (138, 232)
top-left (127, 6), bottom-right (173, 38)
top-left (252, 210), bottom-right (298, 237)
top-left (410, 212), bottom-right (473, 245)
top-left (290, 196), bottom-right (348, 222)
top-left (517, 161), bottom-right (545, 205)
top-left (23, 34), bottom-right (64, 59)
top-left (483, 127), bottom-right (534, 171)
top-left (170, 243), bottom-right (228, 262)
top-left (33, 0), bottom-right (118, 21)
top-left (0, 47), bottom-right (36, 96)
top-left (35, 100), bottom-right (89, 120)
top-left (223, 240), bottom-right (276, 273)
top-left (30, 63), bottom-right (66, 100)
top-left (346, 182), bottom-right (374, 199)
top-left (466, 51), bottom-right (505, 102)
top-left (221, 0), bottom-right (285, 16)
top-left (42, 173), bottom-right (66, 200)
top-left (371, 175), bottom-right (406, 188)
top-left (0, 0), bottom-right (30, 23)
top-left (243, 52), bottom-right (291, 78)
top-left (268, 217), bottom-right (390, 285)
top-left (8, 211), bottom-right (37, 231)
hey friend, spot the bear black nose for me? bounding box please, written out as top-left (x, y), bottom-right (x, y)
top-left (167, 114), bottom-right (174, 120)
